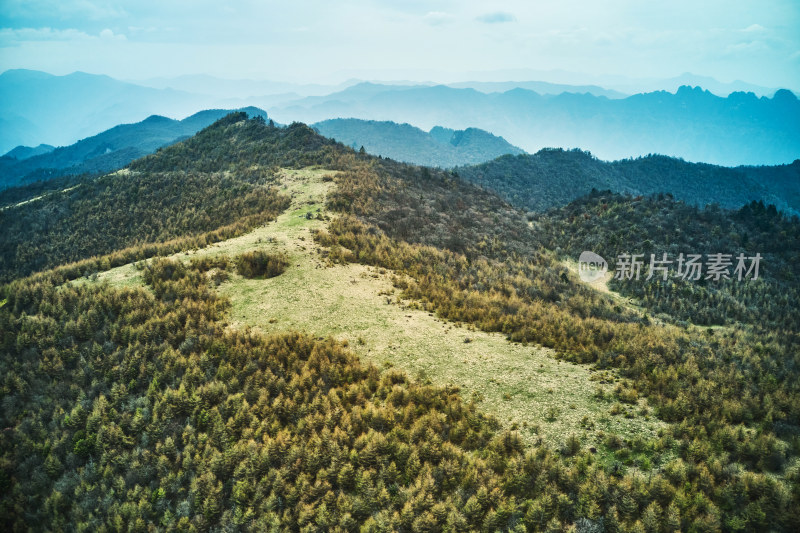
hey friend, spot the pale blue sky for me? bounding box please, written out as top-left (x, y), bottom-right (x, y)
top-left (1, 0), bottom-right (798, 89)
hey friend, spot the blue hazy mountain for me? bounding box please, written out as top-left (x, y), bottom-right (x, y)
top-left (446, 80), bottom-right (627, 98)
top-left (270, 83), bottom-right (800, 166)
top-left (0, 107), bottom-right (268, 189)
top-left (609, 72), bottom-right (785, 98)
top-left (3, 144), bottom-right (55, 160)
top-left (312, 118), bottom-right (524, 167)
top-left (0, 69), bottom-right (214, 154)
top-left (5, 70), bottom-right (797, 168)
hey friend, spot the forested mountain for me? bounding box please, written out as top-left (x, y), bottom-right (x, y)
top-left (312, 119), bottom-right (524, 167)
top-left (1, 114), bottom-right (799, 530)
top-left (457, 149), bottom-right (800, 214)
top-left (0, 114), bottom-right (323, 283)
top-left (0, 107), bottom-right (268, 190)
top-left (270, 83), bottom-right (800, 166)
top-left (459, 151), bottom-right (800, 329)
top-left (3, 144), bottom-right (54, 160)
top-left (533, 190), bottom-right (800, 328)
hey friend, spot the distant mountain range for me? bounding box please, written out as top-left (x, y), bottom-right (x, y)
top-left (270, 83), bottom-right (800, 166)
top-left (2, 69), bottom-right (798, 167)
top-left (312, 119), bottom-right (524, 168)
top-left (457, 149), bottom-right (800, 215)
top-left (4, 144), bottom-right (54, 160)
top-left (445, 80), bottom-right (627, 99)
top-left (1, 113), bottom-right (519, 189)
top-left (0, 69), bottom-right (213, 154)
top-left (606, 72), bottom-right (786, 99)
top-left (132, 74), bottom-right (354, 99)
top-left (4, 109), bottom-right (798, 216)
top-left (0, 107), bottom-right (267, 189)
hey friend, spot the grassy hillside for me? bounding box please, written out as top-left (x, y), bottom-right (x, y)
top-left (0, 114), bottom-right (341, 283)
top-left (315, 146), bottom-right (800, 528)
top-left (312, 119), bottom-right (524, 168)
top-left (1, 114), bottom-right (799, 530)
top-left (457, 149), bottom-right (800, 214)
top-left (87, 167), bottom-right (663, 451)
top-left (2, 259), bottom-right (523, 531)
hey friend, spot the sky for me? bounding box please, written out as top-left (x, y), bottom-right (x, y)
top-left (1, 0), bottom-right (799, 89)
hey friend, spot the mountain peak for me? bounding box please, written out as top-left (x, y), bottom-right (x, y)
top-left (0, 108), bottom-right (274, 189)
top-left (675, 85), bottom-right (713, 97)
top-left (141, 115), bottom-right (173, 124)
top-left (773, 88), bottom-right (798, 102)
top-left (0, 69), bottom-right (55, 82)
top-left (312, 118), bottom-right (523, 167)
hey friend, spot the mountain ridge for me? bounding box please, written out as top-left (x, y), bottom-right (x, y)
top-left (312, 118), bottom-right (525, 167)
top-left (457, 149), bottom-right (800, 215)
top-left (3, 143), bottom-right (55, 160)
top-left (0, 107), bottom-right (268, 189)
top-left (4, 69), bottom-right (797, 166)
top-left (269, 83), bottom-right (800, 166)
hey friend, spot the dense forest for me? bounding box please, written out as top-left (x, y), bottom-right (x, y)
top-left (530, 191), bottom-right (800, 329)
top-left (456, 149), bottom-right (800, 214)
top-left (2, 114), bottom-right (799, 530)
top-left (316, 146), bottom-right (800, 529)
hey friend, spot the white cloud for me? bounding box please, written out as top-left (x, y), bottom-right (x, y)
top-left (1, 0), bottom-right (127, 21)
top-left (99, 28), bottom-right (125, 40)
top-left (0, 25), bottom-right (126, 48)
top-left (476, 12), bottom-right (516, 24)
top-left (0, 0), bottom-right (797, 90)
top-left (742, 23), bottom-right (766, 33)
top-left (726, 40), bottom-right (770, 54)
top-left (424, 12), bottom-right (455, 26)
top-left (0, 27), bottom-right (93, 43)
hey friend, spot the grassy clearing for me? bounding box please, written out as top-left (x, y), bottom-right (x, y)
top-left (82, 167), bottom-right (665, 449)
top-left (80, 168), bottom-right (330, 287)
top-left (563, 258), bottom-right (739, 338)
top-left (225, 259), bottom-right (664, 448)
top-left (562, 257), bottom-right (642, 311)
